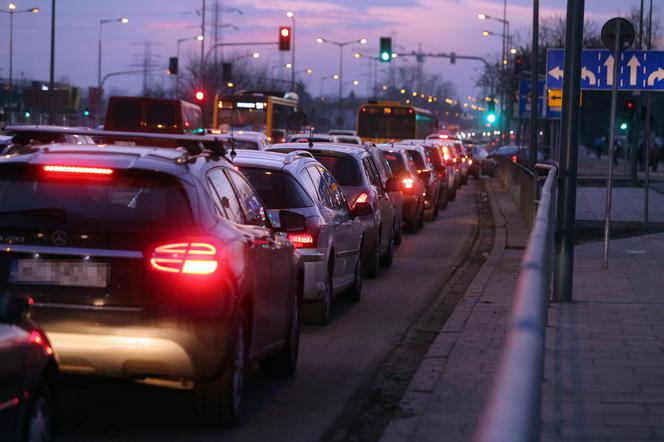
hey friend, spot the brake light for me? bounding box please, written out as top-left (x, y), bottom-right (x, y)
top-left (43, 165), bottom-right (114, 175)
top-left (288, 233), bottom-right (315, 248)
top-left (30, 330), bottom-right (54, 355)
top-left (461, 157), bottom-right (467, 163)
top-left (352, 192), bottom-right (369, 208)
top-left (468, 159), bottom-right (473, 165)
top-left (511, 155), bottom-right (518, 163)
top-left (150, 242), bottom-right (218, 275)
top-left (402, 177), bottom-right (414, 189)
top-left (453, 157), bottom-right (458, 163)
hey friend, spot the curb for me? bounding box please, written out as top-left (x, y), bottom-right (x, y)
top-left (379, 180), bottom-right (508, 442)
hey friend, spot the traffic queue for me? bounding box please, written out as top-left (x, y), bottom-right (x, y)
top-left (0, 95), bottom-right (480, 439)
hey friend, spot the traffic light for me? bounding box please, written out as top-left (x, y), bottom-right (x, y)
top-left (194, 90), bottom-right (205, 102)
top-left (620, 122), bottom-right (628, 131)
top-left (279, 26), bottom-right (291, 51)
top-left (514, 55), bottom-right (523, 75)
top-left (623, 97), bottom-right (635, 117)
top-left (379, 37), bottom-right (392, 63)
top-left (168, 57), bottom-right (178, 75)
top-left (83, 107), bottom-right (90, 117)
top-left (486, 98), bottom-right (496, 125)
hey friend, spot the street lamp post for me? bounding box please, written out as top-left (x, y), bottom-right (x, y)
top-left (286, 11), bottom-right (295, 91)
top-left (175, 35), bottom-right (204, 96)
top-left (316, 36), bottom-right (366, 121)
top-left (320, 74), bottom-right (339, 100)
top-left (97, 17), bottom-right (128, 122)
top-left (0, 4), bottom-right (39, 90)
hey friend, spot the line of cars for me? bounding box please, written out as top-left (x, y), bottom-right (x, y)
top-left (0, 125), bottom-right (478, 438)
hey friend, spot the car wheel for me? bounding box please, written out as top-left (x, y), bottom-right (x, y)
top-left (261, 281), bottom-right (301, 377)
top-left (449, 188), bottom-right (457, 201)
top-left (303, 266), bottom-right (332, 326)
top-left (195, 316), bottom-right (246, 428)
top-left (343, 254), bottom-right (363, 302)
top-left (380, 235), bottom-right (393, 268)
top-left (439, 188), bottom-right (449, 210)
top-left (24, 381), bottom-right (55, 442)
top-left (417, 205), bottom-right (425, 229)
top-left (364, 239), bottom-right (380, 279)
top-left (461, 174), bottom-right (468, 185)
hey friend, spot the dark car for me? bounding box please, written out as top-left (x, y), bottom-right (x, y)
top-left (233, 150), bottom-right (364, 325)
top-left (470, 145), bottom-right (497, 177)
top-left (269, 143), bottom-right (400, 278)
top-left (0, 144), bottom-right (303, 427)
top-left (378, 146), bottom-right (426, 232)
top-left (400, 144), bottom-right (443, 220)
top-left (422, 144), bottom-right (449, 210)
top-left (0, 295), bottom-right (59, 442)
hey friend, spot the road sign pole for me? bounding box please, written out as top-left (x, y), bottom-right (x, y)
top-left (602, 20), bottom-right (623, 269)
top-left (554, 0), bottom-right (584, 303)
top-left (529, 0), bottom-right (539, 170)
top-left (644, 91), bottom-right (651, 225)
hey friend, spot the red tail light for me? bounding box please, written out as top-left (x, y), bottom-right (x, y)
top-left (402, 177), bottom-right (414, 189)
top-left (511, 155), bottom-right (518, 163)
top-left (30, 330), bottom-right (54, 356)
top-left (150, 242), bottom-right (218, 275)
top-left (352, 192), bottom-right (369, 209)
top-left (43, 165), bottom-right (114, 176)
top-left (461, 157), bottom-right (467, 163)
top-left (288, 233), bottom-right (315, 248)
top-left (468, 159), bottom-right (473, 165)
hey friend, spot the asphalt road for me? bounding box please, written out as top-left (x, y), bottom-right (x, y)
top-left (57, 180), bottom-right (481, 442)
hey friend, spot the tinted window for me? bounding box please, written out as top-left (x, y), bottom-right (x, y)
top-left (207, 168), bottom-right (245, 223)
top-left (241, 167), bottom-right (313, 209)
top-left (383, 152), bottom-right (407, 176)
top-left (311, 153), bottom-right (362, 186)
top-left (357, 106), bottom-right (416, 140)
top-left (146, 103), bottom-right (177, 130)
top-left (233, 140), bottom-right (260, 150)
top-left (336, 136), bottom-right (360, 144)
top-left (107, 101), bottom-right (141, 130)
top-left (424, 147), bottom-right (443, 169)
top-left (317, 166), bottom-right (348, 211)
top-left (305, 166), bottom-right (334, 208)
top-left (362, 157), bottom-right (382, 187)
top-left (0, 166), bottom-right (192, 227)
top-left (408, 151), bottom-right (426, 170)
top-left (227, 169), bottom-right (268, 227)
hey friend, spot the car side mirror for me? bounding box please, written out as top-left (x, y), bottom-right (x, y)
top-left (279, 210), bottom-right (306, 232)
top-left (384, 177), bottom-right (401, 192)
top-left (351, 202), bottom-right (373, 217)
top-left (0, 295), bottom-right (30, 324)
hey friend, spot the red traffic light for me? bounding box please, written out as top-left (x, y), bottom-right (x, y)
top-left (279, 26), bottom-right (291, 51)
top-left (194, 90), bottom-right (205, 101)
top-left (626, 101), bottom-right (633, 109)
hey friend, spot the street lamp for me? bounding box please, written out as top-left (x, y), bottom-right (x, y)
top-left (175, 35), bottom-right (204, 96)
top-left (320, 74), bottom-right (339, 99)
top-left (286, 10), bottom-right (295, 90)
top-left (98, 17), bottom-right (129, 93)
top-left (315, 36), bottom-right (367, 116)
top-left (0, 4), bottom-right (39, 89)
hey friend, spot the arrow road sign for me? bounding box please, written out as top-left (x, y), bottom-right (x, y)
top-left (518, 79), bottom-right (561, 119)
top-left (546, 48), bottom-right (664, 91)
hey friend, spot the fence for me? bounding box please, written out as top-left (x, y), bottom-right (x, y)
top-left (495, 156), bottom-right (538, 229)
top-left (475, 165), bottom-right (557, 442)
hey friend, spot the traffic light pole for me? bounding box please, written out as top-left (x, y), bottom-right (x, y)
top-left (553, 0), bottom-right (584, 303)
top-left (529, 0), bottom-right (539, 170)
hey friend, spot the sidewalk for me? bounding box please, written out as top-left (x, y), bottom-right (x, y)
top-left (542, 233), bottom-right (664, 441)
top-left (575, 187), bottom-right (664, 223)
top-left (577, 146), bottom-right (664, 181)
top-left (380, 179), bottom-right (529, 441)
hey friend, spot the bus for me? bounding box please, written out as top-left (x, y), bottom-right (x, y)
top-left (356, 101), bottom-right (438, 143)
top-left (104, 96), bottom-right (203, 134)
top-left (212, 93), bottom-right (301, 143)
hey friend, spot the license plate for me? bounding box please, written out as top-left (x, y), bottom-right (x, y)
top-left (9, 260), bottom-right (109, 288)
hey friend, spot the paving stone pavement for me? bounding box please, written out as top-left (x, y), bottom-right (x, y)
top-left (575, 187), bottom-right (664, 223)
top-left (542, 232), bottom-right (664, 441)
top-left (380, 178), bottom-right (528, 442)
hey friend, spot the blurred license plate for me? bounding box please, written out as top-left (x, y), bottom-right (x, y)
top-left (9, 260), bottom-right (109, 288)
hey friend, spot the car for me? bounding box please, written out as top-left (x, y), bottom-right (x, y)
top-left (401, 138), bottom-right (459, 202)
top-left (399, 144), bottom-right (443, 220)
top-left (0, 143), bottom-right (303, 427)
top-left (0, 295), bottom-right (59, 442)
top-left (470, 145), bottom-right (497, 177)
top-left (327, 129), bottom-right (357, 136)
top-left (203, 130), bottom-right (271, 150)
top-left (4, 125), bottom-right (95, 151)
top-left (357, 144), bottom-right (404, 244)
top-left (452, 142), bottom-right (470, 184)
top-left (232, 150), bottom-right (364, 325)
top-left (268, 143), bottom-right (401, 278)
top-left (421, 144), bottom-right (449, 210)
top-left (491, 145), bottom-right (543, 165)
top-left (286, 133), bottom-right (334, 143)
top-left (378, 146), bottom-right (426, 232)
top-left (331, 135), bottom-right (362, 145)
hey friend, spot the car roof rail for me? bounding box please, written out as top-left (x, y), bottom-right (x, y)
top-left (283, 150), bottom-right (315, 164)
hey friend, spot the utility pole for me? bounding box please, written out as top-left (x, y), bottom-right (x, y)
top-left (553, 0), bottom-right (585, 302)
top-left (213, 0), bottom-right (220, 66)
top-left (130, 41), bottom-right (162, 95)
top-left (200, 0), bottom-right (206, 83)
top-left (48, 0), bottom-right (56, 124)
top-left (529, 0), bottom-right (539, 170)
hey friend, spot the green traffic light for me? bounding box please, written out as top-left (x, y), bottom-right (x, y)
top-left (380, 51), bottom-right (390, 62)
top-left (486, 113), bottom-right (496, 124)
top-left (620, 122), bottom-right (628, 130)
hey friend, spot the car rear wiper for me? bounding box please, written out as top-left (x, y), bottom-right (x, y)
top-left (0, 208), bottom-right (68, 220)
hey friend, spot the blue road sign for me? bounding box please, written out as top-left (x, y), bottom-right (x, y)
top-left (546, 48), bottom-right (664, 91)
top-left (518, 79), bottom-right (561, 119)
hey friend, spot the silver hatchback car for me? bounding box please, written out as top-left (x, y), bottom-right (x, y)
top-left (233, 150), bottom-right (364, 325)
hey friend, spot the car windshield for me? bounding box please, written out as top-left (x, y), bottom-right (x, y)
top-left (233, 140), bottom-right (260, 150)
top-left (383, 152), bottom-right (408, 176)
top-left (0, 166), bottom-right (192, 227)
top-left (240, 167), bottom-right (314, 209)
top-left (311, 153), bottom-right (362, 186)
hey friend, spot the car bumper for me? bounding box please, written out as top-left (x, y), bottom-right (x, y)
top-left (31, 305), bottom-right (236, 381)
top-left (297, 248), bottom-right (327, 302)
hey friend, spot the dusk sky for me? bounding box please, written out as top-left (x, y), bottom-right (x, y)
top-left (0, 0), bottom-right (654, 101)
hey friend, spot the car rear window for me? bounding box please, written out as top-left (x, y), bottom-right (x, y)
top-left (407, 151), bottom-right (426, 170)
top-left (311, 153), bottom-right (362, 186)
top-left (424, 147), bottom-right (443, 168)
top-left (107, 101), bottom-right (141, 131)
top-left (234, 140), bottom-right (260, 150)
top-left (0, 165), bottom-right (192, 227)
top-left (146, 103), bottom-right (177, 130)
top-left (382, 152), bottom-right (407, 176)
top-left (240, 167), bottom-right (313, 209)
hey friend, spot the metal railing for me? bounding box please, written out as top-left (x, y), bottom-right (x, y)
top-left (495, 156), bottom-right (537, 229)
top-left (475, 165), bottom-right (557, 442)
